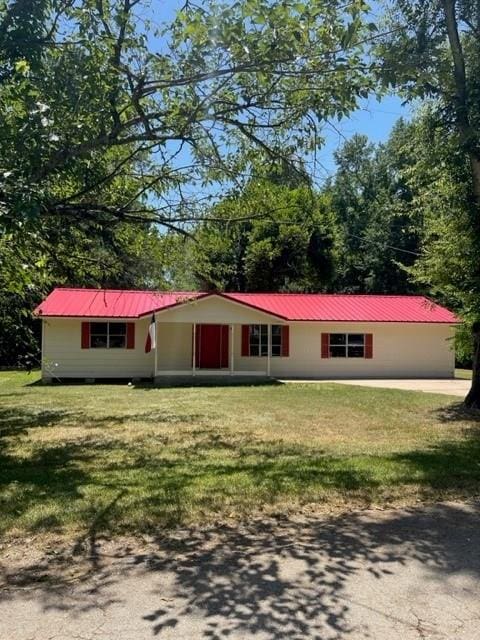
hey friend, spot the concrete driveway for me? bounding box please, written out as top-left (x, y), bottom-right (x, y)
top-left (281, 378), bottom-right (471, 397)
top-left (1, 500), bottom-right (480, 639)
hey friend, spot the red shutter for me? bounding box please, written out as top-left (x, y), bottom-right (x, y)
top-left (281, 325), bottom-right (289, 357)
top-left (365, 333), bottom-right (373, 359)
top-left (81, 322), bottom-right (90, 349)
top-left (241, 325), bottom-right (250, 356)
top-left (321, 333), bottom-right (330, 358)
top-left (126, 322), bottom-right (135, 349)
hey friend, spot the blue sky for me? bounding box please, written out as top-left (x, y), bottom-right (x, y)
top-left (140, 0), bottom-right (409, 191)
top-left (314, 95), bottom-right (410, 180)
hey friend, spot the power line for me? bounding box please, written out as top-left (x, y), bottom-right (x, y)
top-left (346, 232), bottom-right (421, 257)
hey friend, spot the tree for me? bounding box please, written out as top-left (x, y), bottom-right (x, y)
top-left (0, 217), bottom-right (171, 365)
top-left (179, 177), bottom-right (338, 292)
top-left (0, 0), bottom-right (387, 364)
top-left (378, 0), bottom-right (480, 406)
top-left (0, 0), bottom-right (379, 239)
top-left (327, 126), bottom-right (421, 293)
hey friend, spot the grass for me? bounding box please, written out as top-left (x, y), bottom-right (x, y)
top-left (456, 368), bottom-right (472, 380)
top-left (1, 370), bottom-right (480, 541)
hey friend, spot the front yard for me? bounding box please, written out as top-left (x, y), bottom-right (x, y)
top-left (1, 371), bottom-right (479, 540)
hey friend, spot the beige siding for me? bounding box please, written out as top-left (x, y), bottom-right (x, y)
top-left (42, 317), bottom-right (153, 379)
top-left (156, 322), bottom-right (192, 371)
top-left (42, 304), bottom-right (455, 380)
top-left (155, 321), bottom-right (455, 378)
top-left (157, 294), bottom-right (281, 325)
top-left (269, 322), bottom-right (455, 378)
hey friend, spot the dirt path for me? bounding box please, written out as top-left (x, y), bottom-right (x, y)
top-left (1, 500), bottom-right (480, 639)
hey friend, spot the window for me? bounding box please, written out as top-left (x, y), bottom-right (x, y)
top-left (248, 324), bottom-right (284, 356)
top-left (249, 324), bottom-right (268, 356)
top-left (329, 333), bottom-right (365, 358)
top-left (90, 322), bottom-right (127, 349)
top-left (271, 325), bottom-right (283, 357)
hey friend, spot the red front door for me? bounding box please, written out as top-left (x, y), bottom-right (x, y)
top-left (195, 324), bottom-right (229, 369)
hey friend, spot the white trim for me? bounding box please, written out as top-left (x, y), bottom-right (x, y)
top-left (35, 315), bottom-right (460, 327)
top-left (230, 324), bottom-right (234, 375)
top-left (152, 293), bottom-right (285, 322)
top-left (192, 322), bottom-right (196, 376)
top-left (154, 318), bottom-right (158, 377)
top-left (267, 324), bottom-right (271, 376)
top-left (41, 319), bottom-right (45, 376)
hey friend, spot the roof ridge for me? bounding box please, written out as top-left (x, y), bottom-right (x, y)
top-left (52, 287), bottom-right (200, 295)
top-left (226, 292), bottom-right (430, 298)
top-left (53, 287), bottom-right (432, 300)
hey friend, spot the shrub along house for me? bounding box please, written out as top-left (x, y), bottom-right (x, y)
top-left (34, 288), bottom-right (459, 382)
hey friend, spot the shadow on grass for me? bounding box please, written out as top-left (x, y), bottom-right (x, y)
top-left (0, 403), bottom-right (479, 542)
top-left (1, 401), bottom-right (480, 637)
top-left (136, 377), bottom-right (284, 389)
top-left (434, 401), bottom-right (480, 423)
top-left (24, 377), bottom-right (283, 389)
top-left (1, 403), bottom-right (480, 536)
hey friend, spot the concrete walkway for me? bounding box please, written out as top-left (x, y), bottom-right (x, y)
top-left (1, 501), bottom-right (480, 639)
top-left (280, 378), bottom-right (471, 397)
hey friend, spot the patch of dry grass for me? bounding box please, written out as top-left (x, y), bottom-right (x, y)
top-left (1, 371), bottom-right (480, 540)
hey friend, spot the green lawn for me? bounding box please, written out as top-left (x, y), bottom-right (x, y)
top-left (456, 368), bottom-right (473, 380)
top-left (1, 371), bottom-right (480, 540)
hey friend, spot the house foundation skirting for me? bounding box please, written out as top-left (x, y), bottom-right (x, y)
top-left (154, 370), bottom-right (267, 378)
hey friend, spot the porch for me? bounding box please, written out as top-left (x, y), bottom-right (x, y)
top-left (154, 322), bottom-right (276, 380)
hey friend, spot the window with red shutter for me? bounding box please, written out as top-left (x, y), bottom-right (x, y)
top-left (281, 325), bottom-right (289, 357)
top-left (241, 325), bottom-right (249, 356)
top-left (321, 333), bottom-right (329, 358)
top-left (365, 333), bottom-right (373, 359)
top-left (81, 322), bottom-right (90, 349)
top-left (325, 333), bottom-right (371, 358)
top-left (126, 323), bottom-right (135, 349)
top-left (87, 322), bottom-right (129, 349)
top-left (242, 324), bottom-right (289, 356)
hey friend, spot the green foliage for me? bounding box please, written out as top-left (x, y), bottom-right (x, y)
top-left (376, 1), bottom-right (480, 295)
top-left (327, 127), bottom-right (421, 293)
top-left (393, 107), bottom-right (479, 362)
top-left (0, 0), bottom-right (377, 237)
top-left (0, 0), bottom-right (383, 363)
top-left (183, 178), bottom-right (338, 292)
top-left (0, 218), bottom-right (171, 365)
top-left (376, 1), bottom-right (480, 382)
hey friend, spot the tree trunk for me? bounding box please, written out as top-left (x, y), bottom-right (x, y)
top-left (464, 323), bottom-right (480, 408)
top-left (441, 0), bottom-right (480, 406)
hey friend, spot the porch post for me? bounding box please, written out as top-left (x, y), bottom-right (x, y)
top-left (230, 324), bottom-right (234, 375)
top-left (154, 316), bottom-right (158, 377)
top-left (192, 322), bottom-right (196, 376)
top-left (267, 324), bottom-right (271, 377)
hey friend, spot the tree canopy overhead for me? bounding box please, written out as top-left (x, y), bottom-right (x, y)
top-left (0, 0), bottom-right (379, 234)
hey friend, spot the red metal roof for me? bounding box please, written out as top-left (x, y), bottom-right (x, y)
top-left (225, 293), bottom-right (459, 323)
top-left (34, 288), bottom-right (205, 318)
top-left (34, 288), bottom-right (459, 323)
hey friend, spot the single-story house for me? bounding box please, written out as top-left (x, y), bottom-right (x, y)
top-left (34, 288), bottom-right (459, 381)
